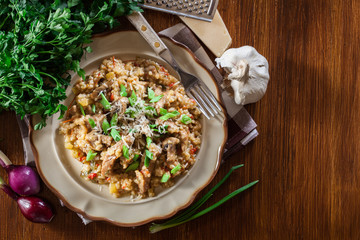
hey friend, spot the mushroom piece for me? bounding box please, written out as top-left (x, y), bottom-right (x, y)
top-left (162, 137), bottom-right (180, 162)
top-left (215, 46), bottom-right (270, 105)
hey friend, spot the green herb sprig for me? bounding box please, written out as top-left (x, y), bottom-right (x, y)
top-left (0, 0), bottom-right (142, 130)
top-left (149, 164), bottom-right (259, 233)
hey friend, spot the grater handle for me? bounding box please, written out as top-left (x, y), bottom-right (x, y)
top-left (126, 12), bottom-right (168, 56)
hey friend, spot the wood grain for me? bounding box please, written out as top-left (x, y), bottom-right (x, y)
top-left (1, 0), bottom-right (359, 239)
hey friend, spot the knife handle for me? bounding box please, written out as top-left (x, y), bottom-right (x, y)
top-left (126, 12), bottom-right (168, 56)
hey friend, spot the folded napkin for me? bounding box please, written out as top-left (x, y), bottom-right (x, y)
top-left (17, 24), bottom-right (258, 225)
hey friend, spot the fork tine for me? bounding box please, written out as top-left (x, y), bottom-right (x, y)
top-left (193, 84), bottom-right (218, 117)
top-left (190, 88), bottom-right (215, 118)
top-left (197, 82), bottom-right (222, 112)
top-left (194, 83), bottom-right (220, 116)
top-left (187, 91), bottom-right (211, 119)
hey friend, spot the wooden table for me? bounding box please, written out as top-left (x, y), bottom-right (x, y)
top-left (1, 0), bottom-right (359, 239)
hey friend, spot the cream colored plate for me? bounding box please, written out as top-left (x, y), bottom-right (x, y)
top-left (30, 31), bottom-right (227, 226)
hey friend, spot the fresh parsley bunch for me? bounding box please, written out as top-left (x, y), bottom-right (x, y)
top-left (0, 0), bottom-right (142, 129)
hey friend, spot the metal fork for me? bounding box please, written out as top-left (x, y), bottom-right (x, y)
top-left (127, 12), bottom-right (223, 119)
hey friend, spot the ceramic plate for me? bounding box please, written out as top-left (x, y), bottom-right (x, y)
top-left (30, 31), bottom-right (227, 226)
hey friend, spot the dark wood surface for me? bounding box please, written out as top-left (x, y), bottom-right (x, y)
top-left (1, 0), bottom-right (359, 239)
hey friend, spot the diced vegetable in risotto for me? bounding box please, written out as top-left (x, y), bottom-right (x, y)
top-left (59, 57), bottom-right (202, 199)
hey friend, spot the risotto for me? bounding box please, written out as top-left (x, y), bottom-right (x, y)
top-left (59, 57), bottom-right (202, 199)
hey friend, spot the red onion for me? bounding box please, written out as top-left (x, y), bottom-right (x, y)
top-left (0, 176), bottom-right (54, 223)
top-left (0, 150), bottom-right (40, 195)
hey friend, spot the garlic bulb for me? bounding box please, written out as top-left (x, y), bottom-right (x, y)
top-left (215, 46), bottom-right (269, 105)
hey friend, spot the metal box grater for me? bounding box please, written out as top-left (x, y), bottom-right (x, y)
top-left (139, 0), bottom-right (219, 22)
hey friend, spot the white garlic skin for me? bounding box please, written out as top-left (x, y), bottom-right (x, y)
top-left (215, 46), bottom-right (270, 105)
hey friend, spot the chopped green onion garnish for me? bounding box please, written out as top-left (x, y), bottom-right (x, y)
top-left (129, 90), bottom-right (137, 106)
top-left (123, 145), bottom-right (129, 159)
top-left (88, 118), bottom-right (96, 128)
top-left (146, 137), bottom-right (152, 147)
top-left (91, 104), bottom-right (96, 113)
top-left (159, 108), bottom-right (168, 115)
top-left (79, 105), bottom-right (86, 116)
top-left (86, 150), bottom-right (97, 161)
top-left (159, 111), bottom-right (180, 121)
top-left (110, 129), bottom-right (121, 142)
top-left (171, 164), bottom-right (181, 174)
top-left (148, 88), bottom-right (155, 99)
top-left (102, 119), bottom-right (110, 134)
top-left (144, 156), bottom-right (150, 168)
top-left (148, 88), bottom-right (163, 103)
top-left (110, 113), bottom-right (118, 127)
top-left (150, 95), bottom-right (163, 103)
top-left (133, 154), bottom-right (140, 161)
top-left (100, 93), bottom-right (111, 110)
top-left (125, 160), bottom-right (139, 172)
top-left (120, 84), bottom-right (127, 97)
top-left (181, 114), bottom-right (192, 124)
top-left (149, 124), bottom-right (157, 129)
top-left (145, 150), bottom-right (153, 160)
top-left (161, 172), bottom-right (170, 183)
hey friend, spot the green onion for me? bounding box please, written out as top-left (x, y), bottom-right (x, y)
top-left (171, 164), bottom-right (181, 174)
top-left (145, 150), bottom-right (153, 160)
top-left (100, 93), bottom-right (111, 110)
top-left (149, 164), bottom-right (259, 233)
top-left (120, 84), bottom-right (127, 97)
top-left (88, 118), bottom-right (96, 128)
top-left (159, 111), bottom-right (180, 121)
top-left (144, 150), bottom-right (153, 168)
top-left (150, 95), bottom-right (163, 103)
top-left (129, 90), bottom-right (137, 106)
top-left (148, 88), bottom-right (163, 102)
top-left (91, 104), bottom-right (96, 113)
top-left (110, 113), bottom-right (118, 127)
top-left (86, 150), bottom-right (97, 161)
top-left (148, 88), bottom-right (155, 99)
top-left (123, 145), bottom-right (129, 159)
top-left (159, 108), bottom-right (168, 115)
top-left (144, 156), bottom-right (150, 168)
top-left (125, 160), bottom-right (139, 173)
top-left (161, 172), bottom-right (170, 183)
top-left (79, 105), bottom-right (86, 116)
top-left (181, 114), bottom-right (192, 124)
top-left (110, 129), bottom-right (121, 142)
top-left (102, 119), bottom-right (110, 134)
top-left (146, 137), bottom-right (152, 147)
top-left (133, 154), bottom-right (140, 161)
